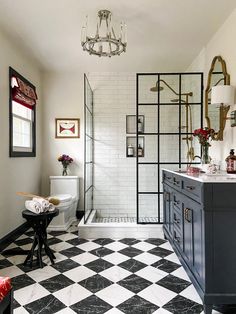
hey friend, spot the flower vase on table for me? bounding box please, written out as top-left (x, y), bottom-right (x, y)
top-left (62, 164), bottom-right (68, 176)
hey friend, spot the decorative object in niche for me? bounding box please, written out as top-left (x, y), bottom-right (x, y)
top-left (205, 56), bottom-right (231, 141)
top-left (81, 10), bottom-right (127, 57)
top-left (55, 119), bottom-right (80, 138)
top-left (58, 154), bottom-right (73, 176)
top-left (126, 115), bottom-right (144, 134)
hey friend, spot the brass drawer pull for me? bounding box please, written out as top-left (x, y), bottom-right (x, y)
top-left (184, 208), bottom-right (191, 222)
top-left (186, 185), bottom-right (195, 191)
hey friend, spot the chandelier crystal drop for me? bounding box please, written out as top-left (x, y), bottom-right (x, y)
top-left (81, 10), bottom-right (127, 57)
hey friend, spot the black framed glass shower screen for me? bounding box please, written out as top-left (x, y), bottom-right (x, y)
top-left (136, 73), bottom-right (203, 224)
top-left (84, 74), bottom-right (94, 223)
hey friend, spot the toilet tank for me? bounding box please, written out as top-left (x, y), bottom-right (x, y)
top-left (50, 176), bottom-right (79, 201)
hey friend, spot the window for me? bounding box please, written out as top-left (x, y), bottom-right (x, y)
top-left (9, 67), bottom-right (37, 157)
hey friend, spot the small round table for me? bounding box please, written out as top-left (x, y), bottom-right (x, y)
top-left (22, 209), bottom-right (59, 268)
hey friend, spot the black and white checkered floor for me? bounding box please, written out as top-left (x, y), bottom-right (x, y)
top-left (0, 224), bottom-right (223, 314)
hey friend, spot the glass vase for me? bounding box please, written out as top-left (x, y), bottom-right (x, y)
top-left (62, 165), bottom-right (68, 176)
top-left (201, 145), bottom-right (211, 164)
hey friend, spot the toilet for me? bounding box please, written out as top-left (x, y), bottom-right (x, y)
top-left (48, 176), bottom-right (79, 231)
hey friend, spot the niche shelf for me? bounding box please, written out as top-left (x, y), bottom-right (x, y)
top-left (126, 115), bottom-right (145, 134)
top-left (126, 136), bottom-right (145, 158)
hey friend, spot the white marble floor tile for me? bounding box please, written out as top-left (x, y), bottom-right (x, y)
top-left (53, 283), bottom-right (92, 306)
top-left (164, 253), bottom-right (181, 265)
top-left (171, 266), bottom-right (191, 282)
top-left (42, 252), bottom-right (67, 265)
top-left (138, 284), bottom-right (177, 307)
top-left (76, 241), bottom-right (101, 251)
top-left (71, 252), bottom-right (98, 265)
top-left (27, 266), bottom-right (60, 282)
top-left (63, 266), bottom-right (96, 282)
top-left (105, 308), bottom-right (124, 314)
top-left (132, 241), bottom-right (156, 251)
top-left (180, 284), bottom-right (202, 304)
top-left (134, 252), bottom-right (162, 265)
top-left (50, 241), bottom-right (73, 252)
top-left (100, 266), bottom-right (131, 283)
top-left (159, 242), bottom-right (174, 251)
top-left (104, 242), bottom-right (128, 251)
top-left (56, 308), bottom-right (77, 314)
top-left (14, 307), bottom-right (30, 314)
top-left (0, 265), bottom-right (24, 278)
top-left (96, 284), bottom-right (134, 307)
top-left (14, 283), bottom-right (50, 305)
top-left (7, 254), bottom-right (27, 266)
top-left (56, 233), bottom-right (78, 241)
top-left (136, 266), bottom-right (168, 283)
top-left (153, 308), bottom-right (172, 314)
top-left (103, 252), bottom-right (129, 265)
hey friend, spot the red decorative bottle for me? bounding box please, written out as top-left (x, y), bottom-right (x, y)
top-left (225, 149), bottom-right (236, 174)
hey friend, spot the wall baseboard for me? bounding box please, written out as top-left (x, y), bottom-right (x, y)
top-left (0, 222), bottom-right (29, 252)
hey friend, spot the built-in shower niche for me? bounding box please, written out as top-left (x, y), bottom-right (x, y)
top-left (126, 136), bottom-right (144, 157)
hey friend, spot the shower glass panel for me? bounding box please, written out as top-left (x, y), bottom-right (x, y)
top-left (137, 73), bottom-right (203, 224)
top-left (84, 75), bottom-right (94, 223)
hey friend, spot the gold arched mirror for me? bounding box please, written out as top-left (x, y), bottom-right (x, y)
top-left (205, 56), bottom-right (230, 140)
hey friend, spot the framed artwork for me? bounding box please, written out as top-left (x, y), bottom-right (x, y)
top-left (55, 118), bottom-right (80, 138)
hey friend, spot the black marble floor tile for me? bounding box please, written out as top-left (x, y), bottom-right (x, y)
top-left (152, 259), bottom-right (181, 273)
top-left (78, 274), bottom-right (113, 293)
top-left (70, 295), bottom-right (112, 314)
top-left (13, 298), bottom-right (21, 309)
top-left (47, 237), bottom-right (63, 246)
top-left (89, 247), bottom-right (114, 258)
top-left (24, 230), bottom-right (34, 237)
top-left (39, 274), bottom-right (74, 293)
top-left (17, 261), bottom-right (47, 273)
top-left (118, 247), bottom-right (143, 258)
top-left (92, 238), bottom-right (115, 246)
top-left (59, 247), bottom-right (84, 258)
top-left (1, 247), bottom-right (26, 257)
top-left (11, 274), bottom-right (36, 290)
top-left (48, 230), bottom-right (68, 237)
top-left (67, 238), bottom-right (89, 246)
top-left (148, 246), bottom-right (173, 258)
top-left (144, 238), bottom-right (167, 246)
top-left (117, 274), bottom-right (152, 293)
top-left (0, 258), bottom-right (13, 269)
top-left (85, 258), bottom-right (113, 273)
top-left (156, 274), bottom-right (191, 293)
top-left (51, 258), bottom-right (80, 272)
top-left (117, 295), bottom-right (159, 314)
top-left (24, 294), bottom-right (66, 314)
top-left (118, 258), bottom-right (146, 273)
top-left (119, 238), bottom-right (141, 246)
top-left (163, 295), bottom-right (203, 314)
top-left (14, 237), bottom-right (33, 246)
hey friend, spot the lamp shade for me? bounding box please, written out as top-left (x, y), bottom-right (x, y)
top-left (211, 85), bottom-right (235, 105)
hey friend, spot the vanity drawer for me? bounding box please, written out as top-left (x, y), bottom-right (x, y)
top-left (182, 177), bottom-right (202, 203)
top-left (163, 171), bottom-right (173, 186)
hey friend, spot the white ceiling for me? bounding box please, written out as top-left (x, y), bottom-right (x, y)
top-left (0, 0), bottom-right (235, 72)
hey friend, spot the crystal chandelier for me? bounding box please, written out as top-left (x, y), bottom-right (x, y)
top-left (81, 10), bottom-right (127, 57)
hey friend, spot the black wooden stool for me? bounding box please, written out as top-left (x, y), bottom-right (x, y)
top-left (22, 209), bottom-right (59, 268)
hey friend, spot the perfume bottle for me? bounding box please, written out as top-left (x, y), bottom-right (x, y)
top-left (127, 144), bottom-right (134, 157)
top-left (138, 144), bottom-right (143, 157)
top-left (225, 149), bottom-right (236, 173)
top-left (138, 118), bottom-right (143, 133)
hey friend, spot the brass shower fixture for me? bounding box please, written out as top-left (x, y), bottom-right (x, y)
top-left (150, 79), bottom-right (194, 163)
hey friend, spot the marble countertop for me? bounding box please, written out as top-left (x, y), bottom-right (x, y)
top-left (162, 168), bottom-right (236, 183)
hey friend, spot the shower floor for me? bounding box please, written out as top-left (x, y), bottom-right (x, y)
top-left (95, 217), bottom-right (159, 223)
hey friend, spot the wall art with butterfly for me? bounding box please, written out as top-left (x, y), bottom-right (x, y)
top-left (55, 118), bottom-right (80, 138)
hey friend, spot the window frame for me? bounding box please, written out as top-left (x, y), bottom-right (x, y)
top-left (9, 67), bottom-right (36, 157)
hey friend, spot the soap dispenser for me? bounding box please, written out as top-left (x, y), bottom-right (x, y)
top-left (225, 149), bottom-right (236, 174)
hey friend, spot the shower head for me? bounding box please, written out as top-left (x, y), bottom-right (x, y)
top-left (150, 86), bottom-right (164, 92)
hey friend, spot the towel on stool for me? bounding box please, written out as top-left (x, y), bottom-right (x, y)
top-left (0, 277), bottom-right (12, 302)
top-left (25, 198), bottom-right (55, 214)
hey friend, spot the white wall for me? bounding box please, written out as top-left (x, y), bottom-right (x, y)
top-left (41, 72), bottom-right (84, 209)
top-left (0, 29), bottom-right (42, 239)
top-left (187, 7), bottom-right (236, 167)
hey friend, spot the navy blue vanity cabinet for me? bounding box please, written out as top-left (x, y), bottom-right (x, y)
top-left (162, 170), bottom-right (236, 314)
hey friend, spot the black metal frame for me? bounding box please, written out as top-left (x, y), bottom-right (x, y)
top-left (9, 67), bottom-right (36, 157)
top-left (136, 72), bottom-right (203, 224)
top-left (84, 74), bottom-right (94, 224)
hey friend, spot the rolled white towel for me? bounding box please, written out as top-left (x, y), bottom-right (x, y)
top-left (25, 200), bottom-right (42, 214)
top-left (32, 197), bottom-right (49, 210)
